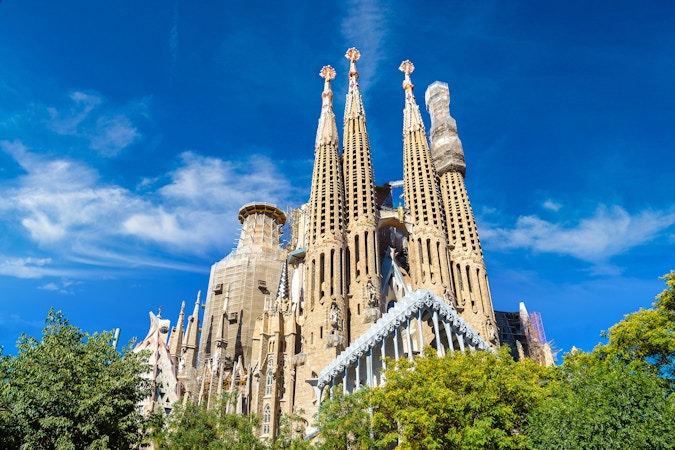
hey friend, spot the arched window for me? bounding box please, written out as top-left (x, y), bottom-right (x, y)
top-left (265, 370), bottom-right (273, 396)
top-left (262, 404), bottom-right (271, 435)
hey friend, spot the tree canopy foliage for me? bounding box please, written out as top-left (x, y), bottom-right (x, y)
top-left (0, 309), bottom-right (149, 450)
top-left (314, 347), bottom-right (552, 450)
top-left (598, 270), bottom-right (675, 383)
top-left (526, 352), bottom-right (675, 449)
top-left (160, 395), bottom-right (265, 450)
top-left (526, 271), bottom-right (675, 449)
top-left (155, 394), bottom-right (310, 450)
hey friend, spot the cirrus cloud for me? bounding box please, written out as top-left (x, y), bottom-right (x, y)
top-left (481, 204), bottom-right (675, 262)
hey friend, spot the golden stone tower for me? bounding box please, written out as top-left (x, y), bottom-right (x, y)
top-left (342, 48), bottom-right (382, 339)
top-left (425, 81), bottom-right (498, 344)
top-left (294, 65), bottom-right (348, 418)
top-left (400, 61), bottom-right (453, 299)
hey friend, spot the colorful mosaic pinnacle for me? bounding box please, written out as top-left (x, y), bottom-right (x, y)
top-left (319, 64), bottom-right (336, 81)
top-left (345, 47), bottom-right (360, 87)
top-left (319, 65), bottom-right (336, 108)
top-left (399, 60), bottom-right (415, 97)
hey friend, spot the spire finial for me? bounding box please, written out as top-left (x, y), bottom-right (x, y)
top-left (400, 60), bottom-right (425, 133)
top-left (319, 65), bottom-right (336, 81)
top-left (319, 65), bottom-right (336, 108)
top-left (345, 47), bottom-right (360, 89)
top-left (316, 65), bottom-right (338, 146)
top-left (399, 60), bottom-right (415, 99)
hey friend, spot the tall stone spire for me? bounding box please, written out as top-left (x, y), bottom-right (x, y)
top-left (342, 48), bottom-right (382, 338)
top-left (182, 291), bottom-right (201, 369)
top-left (268, 258), bottom-right (290, 313)
top-left (400, 61), bottom-right (452, 299)
top-left (298, 65), bottom-right (348, 416)
top-left (344, 47), bottom-right (365, 120)
top-left (168, 300), bottom-right (186, 362)
top-left (401, 60), bottom-right (427, 134)
top-left (426, 81), bottom-right (466, 177)
top-left (315, 66), bottom-right (339, 150)
top-left (425, 81), bottom-right (497, 345)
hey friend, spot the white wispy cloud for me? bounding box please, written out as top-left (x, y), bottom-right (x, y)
top-left (38, 279), bottom-right (81, 294)
top-left (0, 257), bottom-right (53, 279)
top-left (90, 114), bottom-right (139, 156)
top-left (38, 282), bottom-right (59, 291)
top-left (124, 151), bottom-right (293, 249)
top-left (45, 91), bottom-right (142, 157)
top-left (341, 0), bottom-right (390, 89)
top-left (482, 205), bottom-right (675, 262)
top-left (0, 141), bottom-right (294, 279)
top-left (47, 91), bottom-right (102, 134)
top-left (542, 199), bottom-right (562, 212)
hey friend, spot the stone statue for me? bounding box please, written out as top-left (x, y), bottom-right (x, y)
top-left (330, 302), bottom-right (340, 328)
top-left (365, 278), bottom-right (378, 307)
top-left (211, 352), bottom-right (220, 374)
top-left (486, 318), bottom-right (498, 344)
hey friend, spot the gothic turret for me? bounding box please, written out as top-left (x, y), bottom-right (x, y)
top-left (182, 291), bottom-right (201, 369)
top-left (168, 300), bottom-right (185, 363)
top-left (400, 61), bottom-right (452, 299)
top-left (342, 48), bottom-right (382, 338)
top-left (176, 291), bottom-right (201, 403)
top-left (425, 81), bottom-right (497, 345)
top-left (134, 312), bottom-right (180, 415)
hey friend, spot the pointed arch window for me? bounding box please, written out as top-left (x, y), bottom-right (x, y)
top-left (262, 404), bottom-right (271, 435)
top-left (265, 369), bottom-right (274, 396)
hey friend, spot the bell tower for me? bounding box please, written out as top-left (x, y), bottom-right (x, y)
top-left (425, 81), bottom-right (497, 345)
top-left (342, 48), bottom-right (382, 339)
top-left (400, 61), bottom-right (453, 299)
top-left (297, 65), bottom-right (348, 413)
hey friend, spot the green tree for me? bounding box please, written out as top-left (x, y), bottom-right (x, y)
top-left (272, 411), bottom-right (313, 450)
top-left (0, 309), bottom-right (149, 450)
top-left (314, 347), bottom-right (552, 450)
top-left (313, 387), bottom-right (376, 450)
top-left (0, 348), bottom-right (21, 449)
top-left (526, 272), bottom-right (675, 449)
top-left (526, 352), bottom-right (675, 449)
top-left (162, 394), bottom-right (267, 450)
top-left (598, 270), bottom-right (675, 382)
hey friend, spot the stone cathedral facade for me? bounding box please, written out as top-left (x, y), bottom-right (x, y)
top-left (158, 49), bottom-right (551, 439)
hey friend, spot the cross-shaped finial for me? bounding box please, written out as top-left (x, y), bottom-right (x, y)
top-left (345, 48), bottom-right (360, 88)
top-left (345, 47), bottom-right (361, 63)
top-left (399, 60), bottom-right (415, 93)
top-left (319, 65), bottom-right (336, 81)
top-left (399, 60), bottom-right (415, 76)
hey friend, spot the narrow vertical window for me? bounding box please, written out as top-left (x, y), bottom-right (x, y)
top-left (364, 232), bottom-right (369, 275)
top-left (319, 253), bottom-right (325, 297)
top-left (262, 404), bottom-right (271, 435)
top-left (266, 370), bottom-right (273, 396)
top-left (330, 249), bottom-right (335, 296)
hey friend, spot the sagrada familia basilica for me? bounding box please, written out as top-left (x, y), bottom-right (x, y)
top-left (134, 48), bottom-right (553, 438)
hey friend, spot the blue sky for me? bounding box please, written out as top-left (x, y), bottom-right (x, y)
top-left (1, 1), bottom-right (674, 356)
